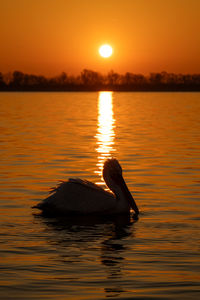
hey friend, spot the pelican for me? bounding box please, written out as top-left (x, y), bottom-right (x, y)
top-left (33, 158), bottom-right (139, 215)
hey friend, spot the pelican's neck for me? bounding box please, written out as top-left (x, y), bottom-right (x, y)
top-left (113, 184), bottom-right (131, 213)
top-left (105, 174), bottom-right (139, 214)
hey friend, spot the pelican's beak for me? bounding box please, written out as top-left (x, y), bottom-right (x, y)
top-left (112, 173), bottom-right (139, 215)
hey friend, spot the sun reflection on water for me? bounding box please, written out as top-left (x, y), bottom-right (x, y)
top-left (95, 91), bottom-right (116, 183)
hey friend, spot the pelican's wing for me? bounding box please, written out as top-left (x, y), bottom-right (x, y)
top-left (68, 178), bottom-right (109, 192)
top-left (34, 178), bottom-right (116, 215)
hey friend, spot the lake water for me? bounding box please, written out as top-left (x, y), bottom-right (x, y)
top-left (0, 91), bottom-right (200, 299)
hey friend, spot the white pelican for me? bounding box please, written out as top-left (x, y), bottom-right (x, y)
top-left (33, 158), bottom-right (139, 215)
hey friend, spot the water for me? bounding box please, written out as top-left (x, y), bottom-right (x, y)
top-left (0, 91), bottom-right (200, 299)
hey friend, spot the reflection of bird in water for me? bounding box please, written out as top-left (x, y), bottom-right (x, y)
top-left (33, 158), bottom-right (139, 216)
top-left (34, 210), bottom-right (137, 298)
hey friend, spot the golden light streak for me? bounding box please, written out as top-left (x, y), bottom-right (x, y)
top-left (95, 91), bottom-right (116, 183)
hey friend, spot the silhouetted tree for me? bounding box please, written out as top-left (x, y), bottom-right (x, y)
top-left (0, 70), bottom-right (199, 91)
top-left (80, 69), bottom-right (103, 89)
top-left (0, 72), bottom-right (6, 89)
top-left (10, 71), bottom-right (25, 89)
top-left (107, 70), bottom-right (121, 88)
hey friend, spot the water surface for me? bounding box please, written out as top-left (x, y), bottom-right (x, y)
top-left (0, 92), bottom-right (200, 299)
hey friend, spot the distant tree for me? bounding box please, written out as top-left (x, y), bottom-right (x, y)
top-left (81, 69), bottom-right (103, 88)
top-left (107, 70), bottom-right (121, 87)
top-left (0, 72), bottom-right (6, 89)
top-left (120, 72), bottom-right (146, 90)
top-left (124, 72), bottom-right (133, 86)
top-left (0, 69), bottom-right (199, 92)
top-left (11, 71), bottom-right (25, 88)
top-left (149, 73), bottom-right (162, 85)
top-left (52, 72), bottom-right (68, 87)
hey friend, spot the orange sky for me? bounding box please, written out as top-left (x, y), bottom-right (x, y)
top-left (0, 0), bottom-right (200, 76)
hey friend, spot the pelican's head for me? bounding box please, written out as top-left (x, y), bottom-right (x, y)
top-left (103, 158), bottom-right (122, 181)
top-left (103, 158), bottom-right (139, 215)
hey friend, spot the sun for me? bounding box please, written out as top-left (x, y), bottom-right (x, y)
top-left (99, 44), bottom-right (113, 58)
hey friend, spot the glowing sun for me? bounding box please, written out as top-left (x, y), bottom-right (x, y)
top-left (99, 44), bottom-right (113, 58)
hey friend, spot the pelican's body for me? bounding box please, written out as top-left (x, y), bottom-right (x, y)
top-left (33, 159), bottom-right (139, 215)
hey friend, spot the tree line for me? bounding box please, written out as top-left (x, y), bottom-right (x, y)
top-left (0, 69), bottom-right (200, 91)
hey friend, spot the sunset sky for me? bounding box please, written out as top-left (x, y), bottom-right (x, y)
top-left (0, 0), bottom-right (200, 76)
